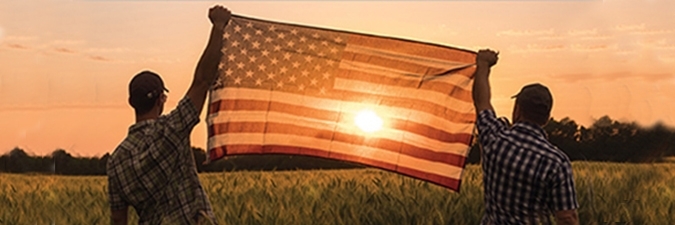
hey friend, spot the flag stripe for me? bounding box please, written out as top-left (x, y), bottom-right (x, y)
top-left (344, 44), bottom-right (473, 71)
top-left (208, 89), bottom-right (474, 133)
top-left (346, 34), bottom-right (476, 63)
top-left (207, 104), bottom-right (473, 148)
top-left (336, 63), bottom-right (474, 98)
top-left (207, 112), bottom-right (471, 157)
top-left (333, 78), bottom-right (473, 113)
top-left (208, 133), bottom-right (464, 179)
top-left (340, 51), bottom-right (451, 77)
top-left (208, 144), bottom-right (461, 189)
top-left (208, 122), bottom-right (467, 166)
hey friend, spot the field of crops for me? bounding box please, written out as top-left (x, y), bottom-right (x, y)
top-left (1, 162), bottom-right (674, 224)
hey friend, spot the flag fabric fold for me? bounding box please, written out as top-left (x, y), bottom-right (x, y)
top-left (206, 15), bottom-right (476, 191)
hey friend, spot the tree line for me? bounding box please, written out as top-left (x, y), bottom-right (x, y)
top-left (2, 116), bottom-right (674, 175)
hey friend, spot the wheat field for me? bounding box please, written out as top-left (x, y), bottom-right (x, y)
top-left (1, 162), bottom-right (674, 224)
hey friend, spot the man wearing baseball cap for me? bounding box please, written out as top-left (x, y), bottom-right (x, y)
top-left (107, 5), bottom-right (231, 225)
top-left (472, 49), bottom-right (579, 225)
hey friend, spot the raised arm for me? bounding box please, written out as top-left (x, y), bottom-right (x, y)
top-left (186, 5), bottom-right (231, 114)
top-left (472, 49), bottom-right (499, 114)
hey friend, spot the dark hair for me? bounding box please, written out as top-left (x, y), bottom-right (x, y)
top-left (516, 102), bottom-right (550, 125)
top-left (131, 96), bottom-right (159, 115)
top-left (128, 70), bottom-right (166, 115)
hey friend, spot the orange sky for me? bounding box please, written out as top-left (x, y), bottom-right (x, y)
top-left (1, 0), bottom-right (674, 156)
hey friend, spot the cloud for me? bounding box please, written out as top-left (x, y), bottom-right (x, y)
top-left (5, 43), bottom-right (30, 50)
top-left (509, 44), bottom-right (567, 53)
top-left (54, 47), bottom-right (77, 54)
top-left (570, 44), bottom-right (617, 52)
top-left (87, 55), bottom-right (112, 62)
top-left (612, 23), bottom-right (646, 32)
top-left (1, 35), bottom-right (39, 42)
top-left (631, 29), bottom-right (675, 35)
top-left (497, 29), bottom-right (555, 37)
top-left (85, 47), bottom-right (132, 54)
top-left (637, 38), bottom-right (675, 50)
top-left (551, 72), bottom-right (674, 83)
top-left (568, 29), bottom-right (598, 36)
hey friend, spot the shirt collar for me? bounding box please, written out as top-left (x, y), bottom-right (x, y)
top-left (512, 121), bottom-right (548, 139)
top-left (128, 119), bottom-right (156, 134)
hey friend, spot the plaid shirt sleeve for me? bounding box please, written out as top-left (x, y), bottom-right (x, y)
top-left (107, 171), bottom-right (128, 211)
top-left (163, 96), bottom-right (201, 136)
top-left (476, 109), bottom-right (509, 154)
top-left (548, 160), bottom-right (580, 211)
top-left (146, 96), bottom-right (202, 179)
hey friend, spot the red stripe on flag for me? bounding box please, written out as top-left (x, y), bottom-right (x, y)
top-left (341, 51), bottom-right (450, 76)
top-left (208, 144), bottom-right (462, 191)
top-left (209, 122), bottom-right (468, 166)
top-left (208, 99), bottom-right (473, 143)
top-left (347, 34), bottom-right (476, 63)
top-left (336, 67), bottom-right (474, 102)
top-left (208, 97), bottom-right (475, 124)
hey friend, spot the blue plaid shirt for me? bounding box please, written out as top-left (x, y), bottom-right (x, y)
top-left (107, 97), bottom-right (216, 224)
top-left (476, 109), bottom-right (578, 224)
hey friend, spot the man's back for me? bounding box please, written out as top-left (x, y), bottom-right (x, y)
top-left (477, 109), bottom-right (578, 224)
top-left (107, 97), bottom-right (214, 224)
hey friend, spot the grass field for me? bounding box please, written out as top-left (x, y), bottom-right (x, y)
top-left (1, 162), bottom-right (674, 224)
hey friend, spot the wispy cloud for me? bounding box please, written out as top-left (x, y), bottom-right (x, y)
top-left (631, 29), bottom-right (675, 35)
top-left (552, 71), bottom-right (674, 83)
top-left (54, 47), bottom-right (77, 54)
top-left (570, 44), bottom-right (617, 52)
top-left (87, 55), bottom-right (112, 62)
top-left (85, 47), bottom-right (132, 54)
top-left (2, 37), bottom-right (118, 62)
top-left (637, 38), bottom-right (675, 50)
top-left (1, 35), bottom-right (39, 42)
top-left (497, 29), bottom-right (555, 37)
top-left (5, 43), bottom-right (30, 49)
top-left (612, 23), bottom-right (646, 32)
top-left (568, 29), bottom-right (599, 36)
top-left (509, 44), bottom-right (567, 53)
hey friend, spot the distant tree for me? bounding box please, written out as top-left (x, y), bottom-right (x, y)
top-left (544, 117), bottom-right (586, 160)
top-left (52, 149), bottom-right (73, 174)
top-left (7, 147), bottom-right (30, 173)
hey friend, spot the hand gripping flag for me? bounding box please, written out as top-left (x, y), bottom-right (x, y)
top-left (207, 15), bottom-right (476, 191)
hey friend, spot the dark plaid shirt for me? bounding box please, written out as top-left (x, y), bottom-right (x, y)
top-left (107, 97), bottom-right (215, 224)
top-left (477, 110), bottom-right (578, 225)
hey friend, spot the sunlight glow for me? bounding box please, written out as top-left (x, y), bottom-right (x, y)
top-left (355, 109), bottom-right (383, 133)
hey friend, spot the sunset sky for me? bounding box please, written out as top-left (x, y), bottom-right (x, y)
top-left (1, 0), bottom-right (673, 157)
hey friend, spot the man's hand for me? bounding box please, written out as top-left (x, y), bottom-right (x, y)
top-left (476, 49), bottom-right (499, 68)
top-left (209, 5), bottom-right (231, 29)
top-left (555, 209), bottom-right (579, 225)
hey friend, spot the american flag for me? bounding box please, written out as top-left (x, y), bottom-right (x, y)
top-left (207, 15), bottom-right (476, 191)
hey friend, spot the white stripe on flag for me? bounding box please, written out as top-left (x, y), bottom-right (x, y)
top-left (207, 133), bottom-right (465, 180)
top-left (344, 44), bottom-right (473, 72)
top-left (333, 78), bottom-right (474, 113)
top-left (207, 110), bottom-right (471, 155)
top-left (209, 88), bottom-right (473, 133)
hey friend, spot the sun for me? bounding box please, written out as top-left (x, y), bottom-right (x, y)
top-left (354, 109), bottom-right (383, 133)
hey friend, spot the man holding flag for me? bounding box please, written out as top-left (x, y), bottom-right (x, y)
top-left (472, 49), bottom-right (579, 224)
top-left (106, 5), bottom-right (231, 225)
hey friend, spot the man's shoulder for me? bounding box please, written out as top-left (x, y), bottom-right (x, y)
top-left (535, 142), bottom-right (573, 168)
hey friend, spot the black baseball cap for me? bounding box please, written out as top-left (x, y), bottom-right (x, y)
top-left (512, 83), bottom-right (553, 118)
top-left (128, 71), bottom-right (168, 107)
